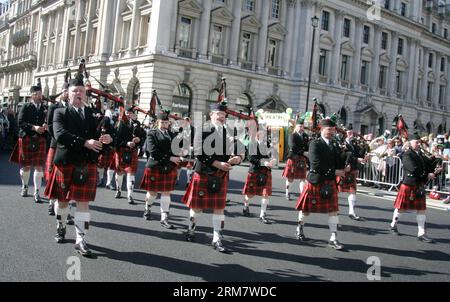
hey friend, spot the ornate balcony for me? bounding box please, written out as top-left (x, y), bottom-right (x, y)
top-left (11, 30), bottom-right (30, 47)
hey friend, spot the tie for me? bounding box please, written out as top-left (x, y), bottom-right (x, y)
top-left (77, 108), bottom-right (84, 120)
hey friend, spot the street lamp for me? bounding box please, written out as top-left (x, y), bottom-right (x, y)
top-left (305, 16), bottom-right (320, 113)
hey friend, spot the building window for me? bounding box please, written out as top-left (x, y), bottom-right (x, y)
top-left (379, 65), bottom-right (387, 89)
top-left (363, 26), bottom-right (370, 44)
top-left (427, 82), bottom-right (433, 101)
top-left (138, 15), bottom-right (150, 47)
top-left (439, 86), bottom-right (445, 105)
top-left (397, 38), bottom-right (403, 55)
top-left (240, 32), bottom-right (252, 63)
top-left (432, 23), bottom-right (436, 34)
top-left (179, 17), bottom-right (192, 49)
top-left (243, 0), bottom-right (255, 12)
top-left (267, 39), bottom-right (277, 67)
top-left (271, 0), bottom-right (280, 19)
top-left (319, 49), bottom-right (327, 76)
top-left (343, 18), bottom-right (351, 38)
top-left (441, 58), bottom-right (446, 72)
top-left (381, 32), bottom-right (388, 50)
top-left (429, 53), bottom-right (433, 68)
top-left (120, 21), bottom-right (131, 50)
top-left (321, 11), bottom-right (329, 31)
top-left (211, 25), bottom-right (223, 55)
top-left (340, 55), bottom-right (348, 81)
top-left (384, 0), bottom-right (390, 9)
top-left (361, 61), bottom-right (369, 85)
top-left (400, 3), bottom-right (406, 16)
top-left (444, 28), bottom-right (448, 39)
top-left (396, 71), bottom-right (402, 94)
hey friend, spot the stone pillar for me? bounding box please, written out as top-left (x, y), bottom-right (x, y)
top-left (421, 47), bottom-right (429, 103)
top-left (126, 0), bottom-right (142, 57)
top-left (256, 0), bottom-right (270, 71)
top-left (387, 32), bottom-right (399, 96)
top-left (370, 24), bottom-right (381, 93)
top-left (148, 0), bottom-right (175, 54)
top-left (406, 38), bottom-right (417, 102)
top-left (351, 18), bottom-right (363, 90)
top-left (198, 0), bottom-right (212, 59)
top-left (298, 0), bottom-right (314, 79)
top-left (96, 0), bottom-right (116, 61)
top-left (282, 0), bottom-right (296, 76)
top-left (330, 10), bottom-right (343, 85)
top-left (434, 52), bottom-right (442, 108)
top-left (229, 0), bottom-right (243, 66)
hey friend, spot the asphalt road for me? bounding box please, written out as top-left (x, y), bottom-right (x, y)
top-left (1, 151), bottom-right (449, 282)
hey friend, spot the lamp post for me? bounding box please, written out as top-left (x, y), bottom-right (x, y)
top-left (305, 16), bottom-right (320, 113)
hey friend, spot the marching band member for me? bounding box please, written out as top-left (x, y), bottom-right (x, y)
top-left (140, 111), bottom-right (180, 229)
top-left (96, 116), bottom-right (116, 187)
top-left (10, 84), bottom-right (48, 203)
top-left (295, 118), bottom-right (349, 250)
top-left (177, 116), bottom-right (195, 188)
top-left (45, 75), bottom-right (112, 257)
top-left (390, 133), bottom-right (442, 243)
top-left (242, 129), bottom-right (277, 224)
top-left (182, 103), bottom-right (244, 253)
top-left (283, 119), bottom-right (309, 200)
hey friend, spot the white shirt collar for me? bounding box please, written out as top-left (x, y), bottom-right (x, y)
top-left (321, 136), bottom-right (330, 145)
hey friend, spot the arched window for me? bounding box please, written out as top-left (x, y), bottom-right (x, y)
top-left (378, 116), bottom-right (385, 136)
top-left (438, 124), bottom-right (444, 135)
top-left (172, 83), bottom-right (192, 117)
top-left (426, 122), bottom-right (432, 134)
top-left (338, 107), bottom-right (347, 126)
top-left (132, 81), bottom-right (140, 105)
top-left (236, 93), bottom-right (253, 115)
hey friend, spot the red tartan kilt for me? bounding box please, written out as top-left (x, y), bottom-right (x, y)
top-left (337, 171), bottom-right (358, 193)
top-left (45, 147), bottom-right (56, 182)
top-left (394, 184), bottom-right (426, 211)
top-left (295, 180), bottom-right (339, 213)
top-left (44, 163), bottom-right (98, 203)
top-left (10, 136), bottom-right (47, 167)
top-left (98, 149), bottom-right (115, 169)
top-left (182, 172), bottom-right (229, 210)
top-left (140, 166), bottom-right (178, 193)
top-left (282, 157), bottom-right (308, 180)
top-left (242, 170), bottom-right (272, 197)
top-left (114, 148), bottom-right (138, 174)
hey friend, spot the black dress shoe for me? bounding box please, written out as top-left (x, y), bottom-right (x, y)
top-left (54, 225), bottom-right (66, 244)
top-left (115, 191), bottom-right (121, 199)
top-left (212, 240), bottom-right (230, 253)
top-left (259, 215), bottom-right (271, 224)
top-left (390, 225), bottom-right (400, 235)
top-left (106, 184), bottom-right (116, 191)
top-left (286, 193), bottom-right (291, 201)
top-left (242, 206), bottom-right (250, 217)
top-left (418, 235), bottom-right (435, 243)
top-left (75, 240), bottom-right (93, 257)
top-left (160, 219), bottom-right (175, 229)
top-left (328, 240), bottom-right (344, 250)
top-left (48, 204), bottom-right (55, 216)
top-left (128, 196), bottom-right (136, 205)
top-left (34, 193), bottom-right (42, 204)
top-left (66, 214), bottom-right (74, 226)
top-left (349, 214), bottom-right (365, 221)
top-left (143, 209), bottom-right (151, 220)
top-left (21, 186), bottom-right (28, 197)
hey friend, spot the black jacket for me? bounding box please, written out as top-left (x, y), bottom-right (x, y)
top-left (343, 139), bottom-right (362, 171)
top-left (402, 149), bottom-right (435, 185)
top-left (307, 138), bottom-right (344, 185)
top-left (18, 102), bottom-right (47, 138)
top-left (47, 102), bottom-right (64, 148)
top-left (146, 129), bottom-right (177, 168)
top-left (115, 119), bottom-right (144, 149)
top-left (287, 132), bottom-right (309, 159)
top-left (53, 106), bottom-right (100, 165)
top-left (247, 141), bottom-right (272, 173)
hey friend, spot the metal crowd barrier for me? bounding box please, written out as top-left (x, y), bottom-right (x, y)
top-left (357, 156), bottom-right (403, 192)
top-left (426, 161), bottom-right (450, 196)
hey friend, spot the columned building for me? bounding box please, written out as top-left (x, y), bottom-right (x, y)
top-left (1, 0), bottom-right (450, 135)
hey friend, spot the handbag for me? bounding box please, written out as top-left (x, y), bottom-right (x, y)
top-left (207, 174), bottom-right (223, 194)
top-left (28, 136), bottom-right (39, 152)
top-left (415, 188), bottom-right (426, 199)
top-left (159, 164), bottom-right (172, 174)
top-left (122, 150), bottom-right (132, 165)
top-left (297, 160), bottom-right (306, 170)
top-left (320, 184), bottom-right (332, 200)
top-left (344, 174), bottom-right (354, 184)
top-left (256, 173), bottom-right (268, 186)
top-left (72, 166), bottom-right (88, 185)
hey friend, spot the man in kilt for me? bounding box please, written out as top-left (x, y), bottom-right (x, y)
top-left (45, 83), bottom-right (69, 215)
top-left (96, 116), bottom-right (116, 188)
top-left (337, 128), bottom-right (367, 221)
top-left (390, 133), bottom-right (442, 243)
top-left (140, 111), bottom-right (181, 229)
top-left (295, 118), bottom-right (349, 250)
top-left (242, 129), bottom-right (277, 224)
top-left (10, 85), bottom-right (48, 203)
top-left (283, 119), bottom-right (309, 200)
top-left (45, 76), bottom-right (112, 257)
top-left (177, 116), bottom-right (195, 188)
top-left (113, 107), bottom-right (144, 204)
top-left (182, 103), bottom-right (244, 253)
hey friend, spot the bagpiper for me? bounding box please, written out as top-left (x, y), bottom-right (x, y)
top-left (282, 118), bottom-right (309, 200)
top-left (96, 116), bottom-right (116, 188)
top-left (44, 75), bottom-right (112, 257)
top-left (140, 111), bottom-right (180, 229)
top-left (294, 118), bottom-right (349, 250)
top-left (337, 127), bottom-right (367, 221)
top-left (390, 132), bottom-right (442, 243)
top-left (10, 84), bottom-right (48, 203)
top-left (242, 129), bottom-right (277, 224)
top-left (182, 102), bottom-right (244, 253)
top-left (113, 106), bottom-right (144, 204)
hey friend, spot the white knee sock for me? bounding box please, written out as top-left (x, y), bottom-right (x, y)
top-left (20, 168), bottom-right (30, 187)
top-left (190, 209), bottom-right (200, 225)
top-left (146, 192), bottom-right (157, 210)
top-left (97, 168), bottom-right (104, 181)
top-left (417, 214), bottom-right (426, 237)
top-left (299, 181), bottom-right (306, 194)
top-left (116, 174), bottom-right (124, 191)
top-left (160, 195), bottom-right (171, 221)
top-left (244, 195), bottom-right (252, 207)
top-left (33, 171), bottom-right (43, 194)
top-left (212, 214), bottom-right (225, 243)
top-left (348, 193), bottom-right (356, 216)
top-left (391, 209), bottom-right (401, 228)
top-left (260, 198), bottom-right (269, 218)
top-left (286, 180), bottom-right (292, 194)
top-left (55, 202), bottom-right (69, 226)
top-left (126, 174), bottom-right (135, 198)
top-left (329, 216), bottom-right (339, 241)
top-left (297, 211), bottom-right (307, 232)
top-left (106, 169), bottom-right (114, 186)
top-left (74, 212), bottom-right (90, 244)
